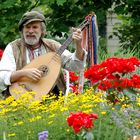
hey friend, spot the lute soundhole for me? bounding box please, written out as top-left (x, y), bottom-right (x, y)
top-left (38, 65), bottom-right (49, 77)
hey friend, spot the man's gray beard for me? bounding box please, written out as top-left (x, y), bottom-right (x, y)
top-left (24, 37), bottom-right (40, 45)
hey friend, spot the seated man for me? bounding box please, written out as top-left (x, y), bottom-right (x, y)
top-left (0, 10), bottom-right (86, 99)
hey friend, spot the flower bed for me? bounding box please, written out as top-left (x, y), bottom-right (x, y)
top-left (0, 88), bottom-right (140, 139)
top-left (0, 57), bottom-right (140, 140)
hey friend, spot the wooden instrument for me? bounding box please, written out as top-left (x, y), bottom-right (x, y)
top-left (9, 19), bottom-right (89, 101)
top-left (9, 52), bottom-right (61, 100)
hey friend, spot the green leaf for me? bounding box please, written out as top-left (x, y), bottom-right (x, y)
top-left (97, 120), bottom-right (102, 140)
top-left (83, 131), bottom-right (94, 140)
top-left (56, 0), bottom-right (67, 6)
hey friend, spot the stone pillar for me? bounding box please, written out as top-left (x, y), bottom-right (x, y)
top-left (106, 12), bottom-right (121, 54)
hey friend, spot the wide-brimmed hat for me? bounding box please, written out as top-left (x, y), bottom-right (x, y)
top-left (18, 11), bottom-right (46, 31)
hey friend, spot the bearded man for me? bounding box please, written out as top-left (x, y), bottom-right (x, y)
top-left (0, 10), bottom-right (86, 99)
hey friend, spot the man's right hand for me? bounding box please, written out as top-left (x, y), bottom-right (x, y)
top-left (10, 68), bottom-right (43, 83)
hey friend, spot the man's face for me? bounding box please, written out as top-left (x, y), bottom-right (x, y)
top-left (23, 21), bottom-right (42, 46)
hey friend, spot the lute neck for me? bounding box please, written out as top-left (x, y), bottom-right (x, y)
top-left (57, 35), bottom-right (73, 56)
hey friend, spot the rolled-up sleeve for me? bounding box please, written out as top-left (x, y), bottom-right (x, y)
top-left (61, 49), bottom-right (87, 72)
top-left (48, 39), bottom-right (87, 72)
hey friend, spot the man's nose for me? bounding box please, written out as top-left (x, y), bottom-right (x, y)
top-left (28, 27), bottom-right (34, 33)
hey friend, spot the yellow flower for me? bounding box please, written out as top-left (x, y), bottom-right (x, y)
top-left (121, 104), bottom-right (131, 109)
top-left (136, 98), bottom-right (140, 106)
top-left (66, 129), bottom-right (70, 132)
top-left (0, 105), bottom-right (4, 109)
top-left (13, 121), bottom-right (24, 126)
top-left (80, 104), bottom-right (93, 110)
top-left (48, 114), bottom-right (56, 118)
top-left (29, 115), bottom-right (42, 122)
top-left (18, 121), bottom-right (24, 125)
top-left (129, 121), bottom-right (134, 124)
top-left (48, 121), bottom-right (53, 124)
top-left (12, 108), bottom-right (18, 112)
top-left (0, 108), bottom-right (11, 115)
top-left (101, 111), bottom-right (107, 115)
top-left (8, 133), bottom-right (16, 137)
top-left (0, 100), bottom-right (5, 105)
top-left (10, 101), bottom-right (18, 107)
top-left (112, 107), bottom-right (115, 110)
top-left (60, 107), bottom-right (68, 112)
top-left (83, 109), bottom-right (93, 114)
top-left (5, 96), bottom-right (14, 104)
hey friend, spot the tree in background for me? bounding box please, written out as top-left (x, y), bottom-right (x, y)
top-left (0, 0), bottom-right (139, 58)
top-left (113, 0), bottom-right (140, 58)
top-left (0, 0), bottom-right (37, 49)
top-left (42, 0), bottom-right (113, 38)
top-left (0, 0), bottom-right (113, 49)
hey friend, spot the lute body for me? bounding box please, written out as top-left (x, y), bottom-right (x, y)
top-left (9, 52), bottom-right (61, 100)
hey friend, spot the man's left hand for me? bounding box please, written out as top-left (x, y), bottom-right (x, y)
top-left (72, 27), bottom-right (84, 61)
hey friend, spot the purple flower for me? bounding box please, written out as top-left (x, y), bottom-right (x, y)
top-left (38, 131), bottom-right (48, 140)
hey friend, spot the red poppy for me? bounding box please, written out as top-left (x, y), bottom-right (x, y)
top-left (69, 85), bottom-right (79, 94)
top-left (84, 57), bottom-right (140, 90)
top-left (69, 71), bottom-right (79, 83)
top-left (131, 74), bottom-right (140, 88)
top-left (67, 112), bottom-right (98, 133)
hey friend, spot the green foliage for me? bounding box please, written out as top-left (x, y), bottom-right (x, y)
top-left (0, 0), bottom-right (112, 49)
top-left (56, 0), bottom-right (67, 6)
top-left (113, 15), bottom-right (140, 58)
top-left (43, 0), bottom-right (112, 38)
top-left (98, 37), bottom-right (136, 63)
top-left (98, 37), bottom-right (108, 63)
top-left (0, 0), bottom-right (37, 48)
top-left (0, 0), bottom-right (139, 58)
top-left (113, 0), bottom-right (140, 58)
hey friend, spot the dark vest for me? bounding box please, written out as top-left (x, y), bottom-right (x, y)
top-left (10, 38), bottom-right (66, 95)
